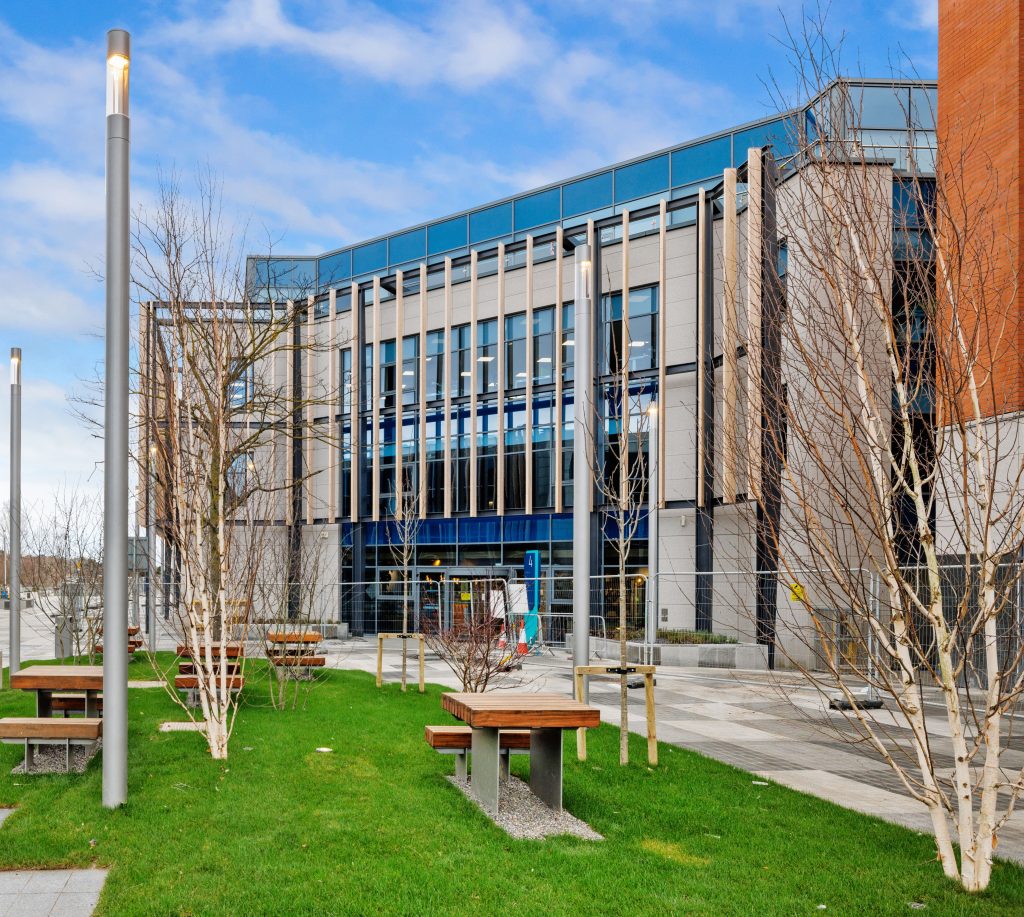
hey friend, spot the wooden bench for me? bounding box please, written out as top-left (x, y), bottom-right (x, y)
top-left (424, 725), bottom-right (530, 780)
top-left (0, 717), bottom-right (102, 771)
top-left (174, 675), bottom-right (245, 691)
top-left (177, 662), bottom-right (242, 677)
top-left (176, 643), bottom-right (245, 658)
top-left (51, 694), bottom-right (104, 716)
top-left (267, 655), bottom-right (326, 667)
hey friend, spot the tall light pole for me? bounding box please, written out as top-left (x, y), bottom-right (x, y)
top-left (103, 28), bottom-right (130, 809)
top-left (572, 241), bottom-right (592, 695)
top-left (647, 402), bottom-right (659, 664)
top-left (146, 443), bottom-right (156, 642)
top-left (8, 348), bottom-right (21, 683)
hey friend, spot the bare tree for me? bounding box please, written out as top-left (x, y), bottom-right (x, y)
top-left (136, 172), bottom-right (338, 758)
top-left (20, 484), bottom-right (104, 661)
top-left (586, 297), bottom-right (653, 766)
top-left (742, 16), bottom-right (1024, 892)
top-left (386, 479), bottom-right (422, 692)
top-left (422, 579), bottom-right (524, 692)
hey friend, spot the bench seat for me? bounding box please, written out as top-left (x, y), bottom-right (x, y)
top-left (425, 725), bottom-right (531, 780)
top-left (51, 694), bottom-right (104, 716)
top-left (176, 643), bottom-right (244, 659)
top-left (174, 675), bottom-right (245, 690)
top-left (268, 655), bottom-right (326, 667)
top-left (425, 725), bottom-right (531, 750)
top-left (177, 662), bottom-right (242, 676)
top-left (0, 717), bottom-right (103, 741)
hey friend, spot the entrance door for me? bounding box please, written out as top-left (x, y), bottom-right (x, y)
top-left (419, 567), bottom-right (512, 633)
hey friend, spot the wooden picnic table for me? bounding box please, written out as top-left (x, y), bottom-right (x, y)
top-left (10, 665), bottom-right (104, 718)
top-left (441, 692), bottom-right (599, 815)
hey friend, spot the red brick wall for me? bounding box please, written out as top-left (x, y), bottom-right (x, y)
top-left (938, 0), bottom-right (1023, 416)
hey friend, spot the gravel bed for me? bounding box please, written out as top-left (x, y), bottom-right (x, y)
top-left (11, 740), bottom-right (100, 775)
top-left (447, 774), bottom-right (603, 841)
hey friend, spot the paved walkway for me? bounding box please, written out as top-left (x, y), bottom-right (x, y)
top-left (0, 868), bottom-right (106, 916)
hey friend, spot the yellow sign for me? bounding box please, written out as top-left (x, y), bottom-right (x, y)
top-left (789, 583), bottom-right (805, 603)
top-left (461, 593), bottom-right (471, 601)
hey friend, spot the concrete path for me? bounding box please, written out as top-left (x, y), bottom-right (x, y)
top-left (0, 869), bottom-right (106, 916)
top-left (353, 639), bottom-right (1024, 865)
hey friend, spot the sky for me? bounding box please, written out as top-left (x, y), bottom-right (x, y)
top-left (0, 0), bottom-right (937, 512)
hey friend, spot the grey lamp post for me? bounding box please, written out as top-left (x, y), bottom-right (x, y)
top-left (103, 28), bottom-right (130, 809)
top-left (646, 402), bottom-right (659, 665)
top-left (572, 242), bottom-right (592, 696)
top-left (8, 347), bottom-right (21, 683)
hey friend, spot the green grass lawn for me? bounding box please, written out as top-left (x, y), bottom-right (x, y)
top-left (1, 656), bottom-right (1023, 915)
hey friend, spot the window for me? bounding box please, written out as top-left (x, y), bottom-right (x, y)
top-left (340, 348), bottom-right (352, 415)
top-left (451, 407), bottom-right (471, 513)
top-left (561, 303), bottom-right (575, 384)
top-left (400, 412), bottom-right (418, 500)
top-left (733, 117), bottom-right (797, 162)
top-left (671, 136), bottom-right (731, 187)
top-left (470, 203), bottom-right (513, 244)
top-left (353, 239), bottom-right (387, 276)
top-left (429, 216), bottom-right (467, 255)
top-left (360, 417), bottom-right (374, 517)
top-left (533, 306), bottom-right (555, 386)
top-left (563, 172), bottom-right (613, 218)
top-left (532, 397), bottom-right (555, 511)
top-left (339, 424), bottom-right (352, 517)
top-left (505, 313), bottom-right (527, 390)
top-left (504, 398), bottom-right (527, 512)
top-left (615, 155), bottom-right (669, 203)
top-left (401, 335), bottom-right (418, 406)
top-left (425, 411), bottom-right (445, 515)
top-left (561, 395), bottom-right (574, 508)
top-left (451, 324), bottom-right (472, 398)
top-left (389, 228), bottom-right (425, 265)
top-left (477, 401), bottom-right (498, 511)
top-left (227, 359), bottom-right (252, 408)
top-left (379, 339), bottom-right (396, 410)
top-left (602, 286), bottom-right (659, 374)
top-left (426, 330), bottom-right (445, 401)
top-left (317, 250), bottom-right (351, 289)
top-left (379, 414), bottom-right (396, 517)
top-left (361, 344), bottom-right (373, 411)
top-left (477, 318), bottom-right (498, 395)
top-left (515, 187), bottom-right (560, 231)
top-left (226, 453), bottom-right (253, 502)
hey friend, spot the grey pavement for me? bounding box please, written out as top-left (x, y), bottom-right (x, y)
top-left (0, 869), bottom-right (107, 917)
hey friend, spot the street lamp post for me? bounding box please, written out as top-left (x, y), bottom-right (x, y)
top-left (103, 28), bottom-right (130, 809)
top-left (647, 403), bottom-right (659, 665)
top-left (572, 242), bottom-right (592, 696)
top-left (8, 348), bottom-right (21, 684)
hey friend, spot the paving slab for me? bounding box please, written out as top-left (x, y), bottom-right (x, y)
top-left (0, 869), bottom-right (106, 917)
top-left (0, 810), bottom-right (12, 828)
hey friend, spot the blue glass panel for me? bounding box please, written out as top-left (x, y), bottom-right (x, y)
top-left (470, 202), bottom-right (513, 244)
top-left (458, 516), bottom-right (501, 544)
top-left (428, 215), bottom-right (467, 255)
top-left (317, 250), bottom-right (351, 289)
top-left (563, 172), bottom-right (613, 218)
top-left (503, 515), bottom-right (550, 543)
top-left (671, 136), bottom-right (731, 187)
top-left (419, 518), bottom-right (457, 544)
top-left (732, 118), bottom-right (796, 162)
top-left (353, 239), bottom-right (387, 275)
top-left (389, 227), bottom-right (425, 264)
top-left (615, 155), bottom-right (669, 203)
top-left (249, 257), bottom-right (316, 297)
top-left (551, 514), bottom-right (573, 542)
top-left (910, 87), bottom-right (937, 130)
top-left (854, 86), bottom-right (910, 129)
top-left (515, 187), bottom-right (561, 230)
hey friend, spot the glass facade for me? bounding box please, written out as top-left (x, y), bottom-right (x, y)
top-left (249, 79), bottom-right (936, 301)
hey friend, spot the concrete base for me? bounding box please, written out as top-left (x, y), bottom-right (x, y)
top-left (571, 634), bottom-right (769, 670)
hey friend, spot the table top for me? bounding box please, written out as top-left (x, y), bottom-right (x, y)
top-left (267, 631), bottom-right (323, 644)
top-left (10, 665), bottom-right (105, 691)
top-left (442, 692), bottom-right (600, 729)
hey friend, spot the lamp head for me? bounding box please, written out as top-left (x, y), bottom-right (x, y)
top-left (106, 30), bottom-right (130, 117)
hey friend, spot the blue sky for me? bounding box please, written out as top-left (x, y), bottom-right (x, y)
top-left (0, 0), bottom-right (936, 509)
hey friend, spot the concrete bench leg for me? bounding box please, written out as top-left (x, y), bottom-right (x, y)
top-left (455, 750), bottom-right (468, 780)
top-left (470, 727), bottom-right (500, 816)
top-left (499, 749), bottom-right (510, 782)
top-left (530, 728), bottom-right (563, 811)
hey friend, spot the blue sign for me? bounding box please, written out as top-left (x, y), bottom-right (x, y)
top-left (524, 550), bottom-right (541, 645)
